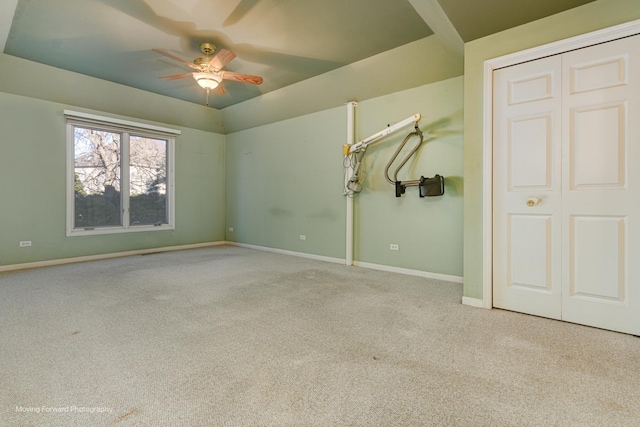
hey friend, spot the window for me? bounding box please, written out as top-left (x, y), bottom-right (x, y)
top-left (65, 111), bottom-right (178, 236)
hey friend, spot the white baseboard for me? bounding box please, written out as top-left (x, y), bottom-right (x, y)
top-left (227, 242), bottom-right (346, 264)
top-left (0, 241), bottom-right (227, 273)
top-left (353, 261), bottom-right (463, 284)
top-left (462, 296), bottom-right (486, 308)
top-left (227, 242), bottom-right (464, 284)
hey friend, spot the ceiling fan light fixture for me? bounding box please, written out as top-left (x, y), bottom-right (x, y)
top-left (193, 72), bottom-right (221, 90)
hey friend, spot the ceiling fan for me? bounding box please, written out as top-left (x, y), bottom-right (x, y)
top-left (153, 42), bottom-right (263, 106)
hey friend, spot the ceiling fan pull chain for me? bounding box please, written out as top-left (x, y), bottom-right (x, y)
top-left (205, 88), bottom-right (210, 107)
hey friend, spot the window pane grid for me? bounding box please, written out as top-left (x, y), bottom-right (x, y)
top-left (68, 119), bottom-right (174, 235)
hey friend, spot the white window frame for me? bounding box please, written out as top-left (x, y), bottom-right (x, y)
top-left (65, 110), bottom-right (179, 236)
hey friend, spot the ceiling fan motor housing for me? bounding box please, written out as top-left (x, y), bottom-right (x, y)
top-left (194, 57), bottom-right (211, 67)
top-left (200, 42), bottom-right (216, 56)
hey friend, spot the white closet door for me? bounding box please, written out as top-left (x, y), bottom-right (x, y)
top-left (561, 35), bottom-right (640, 335)
top-left (494, 34), bottom-right (640, 335)
top-left (493, 56), bottom-right (563, 319)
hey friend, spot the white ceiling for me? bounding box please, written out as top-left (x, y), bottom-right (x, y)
top-left (1, 0), bottom-right (594, 109)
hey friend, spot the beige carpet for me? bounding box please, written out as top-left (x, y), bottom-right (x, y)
top-left (1, 245), bottom-right (639, 426)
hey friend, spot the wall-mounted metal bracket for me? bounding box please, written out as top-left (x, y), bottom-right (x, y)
top-left (418, 174), bottom-right (445, 197)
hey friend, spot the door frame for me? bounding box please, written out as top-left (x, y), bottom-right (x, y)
top-left (481, 19), bottom-right (640, 309)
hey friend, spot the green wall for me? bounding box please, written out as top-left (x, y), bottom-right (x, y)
top-left (355, 77), bottom-right (463, 276)
top-left (463, 0), bottom-right (640, 298)
top-left (226, 76), bottom-right (464, 277)
top-left (222, 35), bottom-right (463, 134)
top-left (0, 54), bottom-right (224, 134)
top-left (225, 107), bottom-right (347, 259)
top-left (0, 91), bottom-right (226, 266)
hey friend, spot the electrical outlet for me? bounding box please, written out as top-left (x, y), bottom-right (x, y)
top-left (299, 235), bottom-right (306, 241)
top-left (228, 227), bottom-right (234, 232)
top-left (19, 241), bottom-right (32, 247)
top-left (389, 244), bottom-right (399, 251)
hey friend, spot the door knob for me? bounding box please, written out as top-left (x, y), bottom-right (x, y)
top-left (527, 198), bottom-right (540, 207)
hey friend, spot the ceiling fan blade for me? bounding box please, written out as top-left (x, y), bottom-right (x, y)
top-left (214, 84), bottom-right (227, 96)
top-left (159, 72), bottom-right (194, 80)
top-left (223, 0), bottom-right (260, 26)
top-left (153, 48), bottom-right (199, 70)
top-left (210, 49), bottom-right (237, 70)
top-left (220, 70), bottom-right (263, 85)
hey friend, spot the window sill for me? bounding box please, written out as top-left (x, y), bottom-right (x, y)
top-left (66, 224), bottom-right (175, 237)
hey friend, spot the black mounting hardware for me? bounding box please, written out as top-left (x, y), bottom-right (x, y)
top-left (419, 174), bottom-right (445, 197)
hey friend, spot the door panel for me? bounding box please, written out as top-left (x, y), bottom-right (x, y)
top-left (561, 35), bottom-right (640, 335)
top-left (569, 54), bottom-right (628, 94)
top-left (509, 115), bottom-right (553, 189)
top-left (508, 71), bottom-right (555, 104)
top-left (569, 215), bottom-right (626, 302)
top-left (509, 214), bottom-right (553, 292)
top-left (570, 103), bottom-right (626, 189)
top-left (493, 56), bottom-right (562, 320)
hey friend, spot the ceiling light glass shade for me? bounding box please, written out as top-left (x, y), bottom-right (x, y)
top-left (193, 72), bottom-right (221, 90)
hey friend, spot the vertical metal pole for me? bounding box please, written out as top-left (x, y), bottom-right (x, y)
top-left (345, 101), bottom-right (357, 266)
